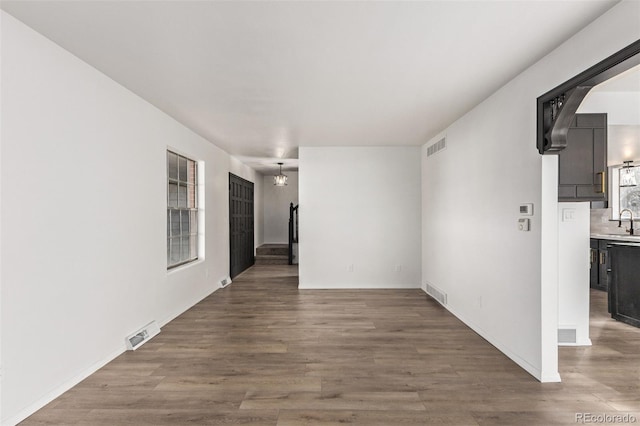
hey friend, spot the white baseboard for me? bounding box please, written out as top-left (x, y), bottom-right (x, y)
top-left (2, 345), bottom-right (126, 426)
top-left (298, 282), bottom-right (421, 289)
top-left (419, 288), bottom-right (559, 383)
top-left (540, 371), bottom-right (562, 382)
top-left (558, 338), bottom-right (592, 347)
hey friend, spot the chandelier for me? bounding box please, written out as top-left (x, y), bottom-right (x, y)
top-left (273, 162), bottom-right (288, 186)
top-left (620, 160), bottom-right (637, 188)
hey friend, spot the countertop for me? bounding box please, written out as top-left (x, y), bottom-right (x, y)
top-left (591, 233), bottom-right (640, 243)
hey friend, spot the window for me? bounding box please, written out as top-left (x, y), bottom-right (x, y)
top-left (609, 165), bottom-right (640, 220)
top-left (167, 151), bottom-right (198, 268)
top-left (612, 164), bottom-right (640, 219)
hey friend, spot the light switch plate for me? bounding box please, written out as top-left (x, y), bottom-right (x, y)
top-left (562, 208), bottom-right (576, 222)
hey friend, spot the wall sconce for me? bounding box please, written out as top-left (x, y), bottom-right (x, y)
top-left (273, 162), bottom-right (288, 186)
top-left (620, 160), bottom-right (637, 187)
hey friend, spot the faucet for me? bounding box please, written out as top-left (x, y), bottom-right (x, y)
top-left (619, 209), bottom-right (635, 235)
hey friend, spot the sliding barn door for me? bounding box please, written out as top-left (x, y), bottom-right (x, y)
top-left (229, 173), bottom-right (255, 278)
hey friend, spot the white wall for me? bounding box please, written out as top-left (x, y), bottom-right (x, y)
top-left (421, 0), bottom-right (640, 382)
top-left (558, 202), bottom-right (591, 346)
top-left (579, 92), bottom-right (640, 126)
top-left (0, 12), bottom-right (261, 425)
top-left (0, 12), bottom-right (4, 420)
top-left (263, 172), bottom-right (298, 244)
top-left (299, 147), bottom-right (421, 289)
top-left (578, 91), bottom-right (640, 165)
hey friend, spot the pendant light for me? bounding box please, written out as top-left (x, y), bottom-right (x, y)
top-left (619, 160), bottom-right (637, 187)
top-left (273, 162), bottom-right (288, 186)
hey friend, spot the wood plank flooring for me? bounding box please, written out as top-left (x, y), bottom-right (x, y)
top-left (21, 265), bottom-right (640, 425)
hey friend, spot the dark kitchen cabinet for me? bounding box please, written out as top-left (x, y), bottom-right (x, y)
top-left (590, 238), bottom-right (610, 293)
top-left (590, 239), bottom-right (599, 288)
top-left (609, 243), bottom-right (640, 328)
top-left (599, 240), bottom-right (610, 294)
top-left (558, 113), bottom-right (607, 202)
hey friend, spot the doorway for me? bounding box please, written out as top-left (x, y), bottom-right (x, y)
top-left (229, 173), bottom-right (255, 279)
top-left (539, 40), bottom-right (640, 374)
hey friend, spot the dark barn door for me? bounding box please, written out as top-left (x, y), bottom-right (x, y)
top-left (229, 173), bottom-right (254, 279)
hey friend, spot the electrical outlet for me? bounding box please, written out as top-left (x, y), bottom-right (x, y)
top-left (395, 265), bottom-right (402, 273)
top-left (347, 264), bottom-right (354, 272)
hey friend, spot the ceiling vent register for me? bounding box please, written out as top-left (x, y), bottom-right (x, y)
top-left (125, 321), bottom-right (160, 351)
top-left (425, 282), bottom-right (447, 306)
top-left (427, 137), bottom-right (446, 157)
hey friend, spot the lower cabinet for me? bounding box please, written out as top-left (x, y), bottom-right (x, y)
top-left (590, 239), bottom-right (599, 288)
top-left (608, 243), bottom-right (640, 328)
top-left (590, 238), bottom-right (610, 292)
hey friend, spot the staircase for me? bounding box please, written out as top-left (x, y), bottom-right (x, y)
top-left (255, 244), bottom-right (289, 265)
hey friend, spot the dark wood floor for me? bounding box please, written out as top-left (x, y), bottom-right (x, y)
top-left (21, 265), bottom-right (640, 425)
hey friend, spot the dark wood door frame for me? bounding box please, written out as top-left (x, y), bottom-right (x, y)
top-left (229, 173), bottom-right (255, 279)
top-left (537, 39), bottom-right (640, 154)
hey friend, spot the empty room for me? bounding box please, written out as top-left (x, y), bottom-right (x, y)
top-left (1, 1), bottom-right (640, 425)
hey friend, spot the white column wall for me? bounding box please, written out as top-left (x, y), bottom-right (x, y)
top-left (558, 202), bottom-right (591, 347)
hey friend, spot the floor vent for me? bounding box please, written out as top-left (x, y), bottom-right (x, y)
top-left (125, 321), bottom-right (160, 351)
top-left (426, 137), bottom-right (446, 157)
top-left (558, 328), bottom-right (577, 344)
top-left (221, 277), bottom-right (232, 287)
top-left (425, 282), bottom-right (447, 306)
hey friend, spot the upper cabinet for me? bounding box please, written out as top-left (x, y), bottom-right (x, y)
top-left (558, 113), bottom-right (607, 202)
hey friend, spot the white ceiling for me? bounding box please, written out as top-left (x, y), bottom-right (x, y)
top-left (1, 0), bottom-right (620, 173)
top-left (592, 64), bottom-right (640, 93)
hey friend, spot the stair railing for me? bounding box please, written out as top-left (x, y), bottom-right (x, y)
top-left (288, 203), bottom-right (299, 265)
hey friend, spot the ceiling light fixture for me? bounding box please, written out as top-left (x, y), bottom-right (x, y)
top-left (274, 162), bottom-right (288, 186)
top-left (620, 160), bottom-right (637, 187)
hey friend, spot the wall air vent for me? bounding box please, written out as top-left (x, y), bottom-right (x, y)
top-left (425, 282), bottom-right (447, 306)
top-left (125, 321), bottom-right (160, 351)
top-left (558, 328), bottom-right (577, 344)
top-left (426, 137), bottom-right (446, 157)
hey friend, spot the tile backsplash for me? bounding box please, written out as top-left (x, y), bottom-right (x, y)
top-left (591, 208), bottom-right (632, 235)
